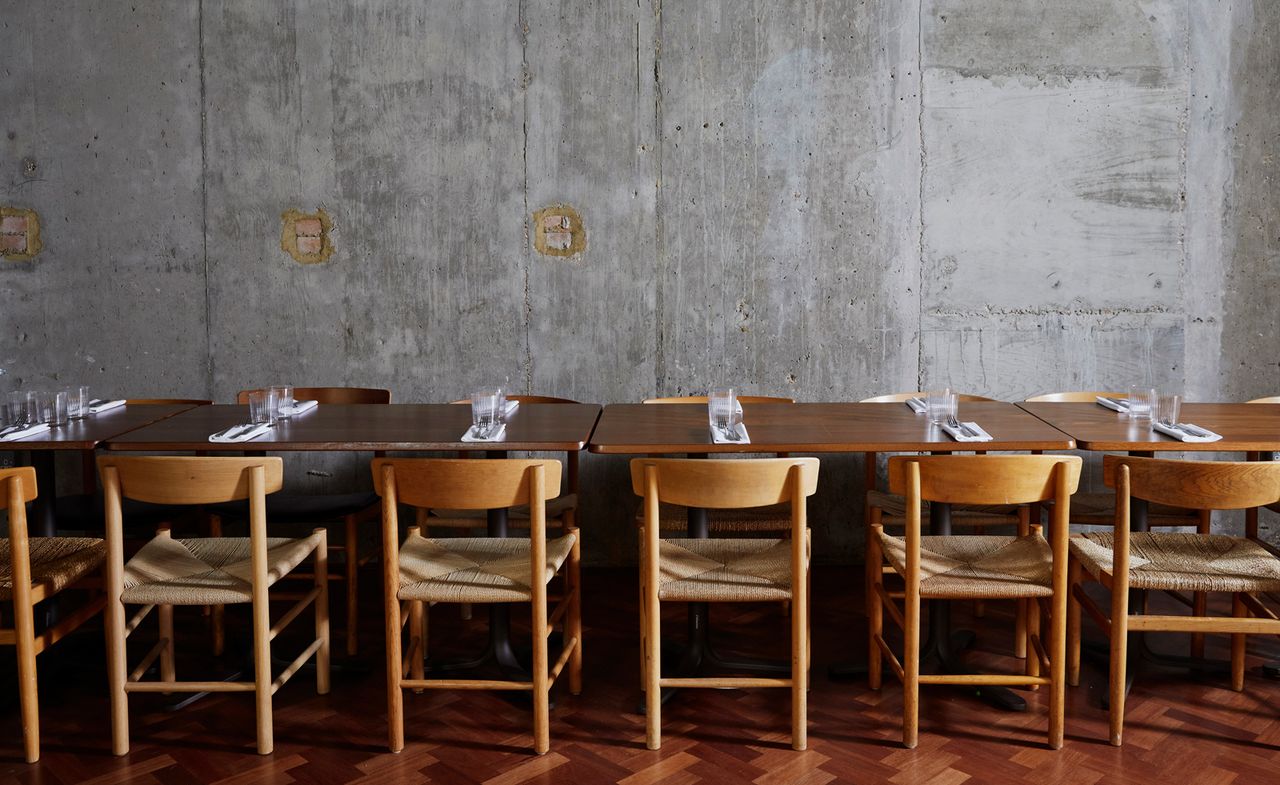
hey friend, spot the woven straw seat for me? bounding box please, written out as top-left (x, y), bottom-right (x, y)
top-left (638, 501), bottom-right (792, 533)
top-left (430, 493), bottom-right (578, 526)
top-left (877, 532), bottom-right (1053, 599)
top-left (1069, 532), bottom-right (1280, 594)
top-left (397, 532), bottom-right (577, 604)
top-left (0, 537), bottom-right (104, 601)
top-left (121, 533), bottom-right (325, 606)
top-left (867, 490), bottom-right (1022, 527)
top-left (1044, 492), bottom-right (1199, 527)
top-left (655, 537), bottom-right (803, 602)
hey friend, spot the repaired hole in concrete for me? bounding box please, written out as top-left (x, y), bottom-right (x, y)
top-left (281, 208), bottom-right (334, 264)
top-left (0, 206), bottom-right (42, 261)
top-left (532, 204), bottom-right (586, 258)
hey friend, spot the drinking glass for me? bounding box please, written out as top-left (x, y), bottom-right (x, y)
top-left (708, 387), bottom-right (737, 434)
top-left (68, 386), bottom-right (91, 419)
top-left (6, 391), bottom-right (33, 427)
top-left (35, 391), bottom-right (68, 426)
top-left (471, 388), bottom-right (502, 434)
top-left (1127, 385), bottom-right (1156, 422)
top-left (248, 389), bottom-right (278, 426)
top-left (271, 385), bottom-right (295, 419)
top-left (926, 389), bottom-right (957, 425)
top-left (1155, 393), bottom-right (1182, 427)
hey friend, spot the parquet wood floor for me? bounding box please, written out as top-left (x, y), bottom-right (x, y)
top-left (3, 567), bottom-right (1279, 784)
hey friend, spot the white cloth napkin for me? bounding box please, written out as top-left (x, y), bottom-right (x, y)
top-left (940, 421), bottom-right (993, 442)
top-left (1153, 422), bottom-right (1222, 443)
top-left (904, 397), bottom-right (926, 414)
top-left (710, 423), bottom-right (751, 444)
top-left (1096, 396), bottom-right (1129, 413)
top-left (208, 423), bottom-right (272, 443)
top-left (0, 423), bottom-right (51, 442)
top-left (462, 423), bottom-right (507, 442)
top-left (279, 400), bottom-right (318, 416)
top-left (503, 400), bottom-right (519, 418)
top-left (88, 399), bottom-right (126, 414)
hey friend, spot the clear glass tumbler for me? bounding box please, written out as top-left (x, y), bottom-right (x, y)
top-left (471, 388), bottom-right (502, 434)
top-left (68, 386), bottom-right (91, 419)
top-left (271, 385), bottom-right (295, 419)
top-left (6, 391), bottom-right (33, 427)
top-left (36, 391), bottom-right (68, 426)
top-left (248, 389), bottom-right (279, 426)
top-left (1155, 393), bottom-right (1182, 427)
top-left (1127, 385), bottom-right (1156, 422)
top-left (926, 389), bottom-right (957, 425)
top-left (708, 387), bottom-right (738, 435)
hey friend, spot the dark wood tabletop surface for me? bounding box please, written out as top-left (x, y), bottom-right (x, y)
top-left (103, 403), bottom-right (602, 452)
top-left (1, 404), bottom-right (196, 450)
top-left (1018, 401), bottom-right (1280, 452)
top-left (588, 402), bottom-right (1074, 454)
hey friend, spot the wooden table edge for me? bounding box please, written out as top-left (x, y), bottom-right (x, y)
top-left (587, 439), bottom-right (1076, 454)
top-left (6, 403), bottom-right (203, 451)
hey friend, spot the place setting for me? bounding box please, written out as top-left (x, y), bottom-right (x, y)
top-left (919, 388), bottom-right (993, 443)
top-left (1098, 386), bottom-right (1222, 443)
top-left (461, 385), bottom-right (519, 442)
top-left (0, 386), bottom-right (126, 442)
top-left (708, 387), bottom-right (749, 443)
top-left (208, 385), bottom-right (318, 443)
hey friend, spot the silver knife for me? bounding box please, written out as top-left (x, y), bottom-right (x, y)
top-left (1178, 423), bottom-right (1214, 438)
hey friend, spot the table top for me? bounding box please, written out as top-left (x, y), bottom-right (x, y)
top-left (587, 402), bottom-right (1074, 454)
top-left (1, 404), bottom-right (196, 450)
top-left (1018, 402), bottom-right (1280, 452)
top-left (103, 403), bottom-right (602, 452)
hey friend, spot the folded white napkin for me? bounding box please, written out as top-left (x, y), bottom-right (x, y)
top-left (503, 400), bottom-right (519, 417)
top-left (905, 397), bottom-right (926, 414)
top-left (0, 423), bottom-right (51, 442)
top-left (279, 400), bottom-right (318, 416)
top-left (462, 423), bottom-right (507, 442)
top-left (1096, 396), bottom-right (1129, 413)
top-left (88, 399), bottom-right (126, 414)
top-left (710, 423), bottom-right (750, 444)
top-left (1153, 422), bottom-right (1222, 443)
top-left (208, 423), bottom-right (272, 443)
top-left (940, 421), bottom-right (993, 442)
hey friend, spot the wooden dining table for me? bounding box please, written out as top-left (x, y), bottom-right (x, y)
top-left (105, 402), bottom-right (602, 682)
top-left (590, 401), bottom-right (1075, 710)
top-left (3, 403), bottom-right (198, 537)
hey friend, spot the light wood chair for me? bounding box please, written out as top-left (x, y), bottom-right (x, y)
top-left (633, 457), bottom-right (819, 750)
top-left (1067, 455), bottom-right (1280, 746)
top-left (1246, 396), bottom-right (1280, 518)
top-left (1, 467), bottom-right (106, 763)
top-left (862, 393), bottom-right (1034, 651)
top-left (641, 395), bottom-right (798, 534)
top-left (374, 457), bottom-right (581, 755)
top-left (99, 456), bottom-right (330, 755)
top-left (211, 386), bottom-right (390, 657)
top-left (869, 454), bottom-right (1081, 749)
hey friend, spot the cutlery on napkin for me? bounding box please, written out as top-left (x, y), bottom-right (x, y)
top-left (88, 399), bottom-right (126, 414)
top-left (940, 420), bottom-right (993, 442)
top-left (0, 422), bottom-right (51, 442)
top-left (710, 422), bottom-right (750, 444)
top-left (503, 400), bottom-right (519, 418)
top-left (462, 423), bottom-right (507, 442)
top-left (279, 399), bottom-right (319, 416)
top-left (905, 397), bottom-right (927, 414)
top-left (208, 423), bottom-right (272, 443)
top-left (1096, 396), bottom-right (1129, 413)
top-left (1152, 422), bottom-right (1222, 443)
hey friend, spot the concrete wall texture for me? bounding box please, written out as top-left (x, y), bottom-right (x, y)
top-left (1, 2), bottom-right (1276, 564)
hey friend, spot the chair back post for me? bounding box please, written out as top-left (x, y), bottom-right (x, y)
top-left (5, 471), bottom-right (33, 607)
top-left (642, 463), bottom-right (661, 590)
top-left (902, 461), bottom-right (923, 599)
top-left (247, 464), bottom-right (270, 592)
top-left (528, 463), bottom-right (548, 609)
top-left (1111, 465), bottom-right (1132, 596)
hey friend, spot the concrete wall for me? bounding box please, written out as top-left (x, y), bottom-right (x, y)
top-left (2, 1), bottom-right (1276, 563)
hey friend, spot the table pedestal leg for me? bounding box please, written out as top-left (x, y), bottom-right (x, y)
top-left (27, 451), bottom-right (58, 537)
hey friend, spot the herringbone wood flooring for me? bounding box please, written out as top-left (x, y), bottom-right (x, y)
top-left (3, 567), bottom-right (1280, 784)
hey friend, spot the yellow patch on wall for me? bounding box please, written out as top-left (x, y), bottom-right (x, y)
top-left (532, 204), bottom-right (586, 258)
top-left (281, 208), bottom-right (334, 264)
top-left (0, 206), bottom-right (42, 261)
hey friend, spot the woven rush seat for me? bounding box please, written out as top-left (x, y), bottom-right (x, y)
top-left (877, 532), bottom-right (1053, 598)
top-left (1044, 492), bottom-right (1200, 527)
top-left (632, 501), bottom-right (793, 532)
top-left (1069, 532), bottom-right (1280, 593)
top-left (397, 532), bottom-right (577, 603)
top-left (867, 490), bottom-right (1022, 527)
top-left (121, 533), bottom-right (325, 606)
top-left (429, 493), bottom-right (578, 525)
top-left (0, 537), bottom-right (105, 601)
top-left (656, 537), bottom-right (802, 602)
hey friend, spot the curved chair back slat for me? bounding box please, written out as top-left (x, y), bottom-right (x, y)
top-left (1024, 391), bottom-right (1126, 403)
top-left (236, 387), bottom-right (390, 405)
top-left (372, 458), bottom-right (561, 511)
top-left (96, 456), bottom-right (284, 505)
top-left (888, 455), bottom-right (1082, 506)
top-left (861, 392), bottom-right (995, 403)
top-left (125, 398), bottom-right (214, 406)
top-left (1247, 396), bottom-right (1280, 404)
top-left (1103, 455), bottom-right (1280, 511)
top-left (628, 457), bottom-right (818, 509)
top-left (643, 395), bottom-right (795, 404)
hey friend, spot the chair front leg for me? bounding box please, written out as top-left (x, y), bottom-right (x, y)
top-left (1067, 557), bottom-right (1082, 687)
top-left (159, 604), bottom-right (176, 689)
top-left (1231, 593), bottom-right (1247, 691)
top-left (345, 514), bottom-right (359, 657)
top-left (1108, 582), bottom-right (1130, 747)
top-left (314, 528), bottom-right (331, 695)
top-left (866, 520), bottom-right (884, 691)
top-left (12, 592), bottom-right (40, 763)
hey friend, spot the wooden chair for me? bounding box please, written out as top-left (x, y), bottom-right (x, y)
top-left (869, 454), bottom-right (1081, 749)
top-left (1067, 455), bottom-right (1280, 746)
top-left (374, 458), bottom-right (580, 755)
top-left (99, 456), bottom-right (330, 755)
top-left (862, 393), bottom-right (1033, 651)
top-left (641, 395), bottom-right (798, 534)
top-left (1, 467), bottom-right (106, 762)
top-left (1246, 396), bottom-right (1280, 517)
top-left (633, 457), bottom-right (819, 750)
top-left (211, 386), bottom-right (390, 657)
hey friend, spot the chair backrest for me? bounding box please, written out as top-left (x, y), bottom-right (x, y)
top-left (1024, 391), bottom-right (1125, 403)
top-left (450, 395), bottom-right (578, 405)
top-left (629, 457), bottom-right (818, 510)
top-left (887, 455), bottom-right (1082, 506)
top-left (371, 458), bottom-right (562, 511)
top-left (1103, 455), bottom-right (1280, 511)
top-left (643, 395), bottom-right (795, 405)
top-left (0, 467), bottom-right (37, 511)
top-left (860, 391), bottom-right (995, 403)
top-left (97, 456), bottom-right (284, 505)
top-left (126, 398), bottom-right (214, 406)
top-left (236, 387), bottom-right (391, 405)
top-left (1247, 396), bottom-right (1280, 404)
